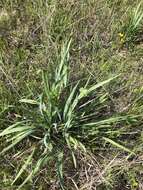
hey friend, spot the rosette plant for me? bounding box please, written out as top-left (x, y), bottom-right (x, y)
top-left (0, 40), bottom-right (134, 189)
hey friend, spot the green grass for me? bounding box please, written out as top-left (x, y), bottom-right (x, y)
top-left (0, 40), bottom-right (136, 189)
top-left (0, 0), bottom-right (143, 189)
top-left (119, 2), bottom-right (143, 45)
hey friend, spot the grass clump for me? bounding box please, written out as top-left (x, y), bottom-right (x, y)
top-left (0, 40), bottom-right (136, 189)
top-left (119, 2), bottom-right (143, 45)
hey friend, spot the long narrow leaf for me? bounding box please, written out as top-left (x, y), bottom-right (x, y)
top-left (12, 148), bottom-right (35, 184)
top-left (56, 151), bottom-right (64, 190)
top-left (0, 130), bottom-right (33, 155)
top-left (63, 82), bottom-right (79, 120)
top-left (78, 75), bottom-right (119, 99)
top-left (0, 121), bottom-right (27, 137)
top-left (17, 156), bottom-right (47, 190)
top-left (19, 99), bottom-right (38, 105)
top-left (84, 116), bottom-right (125, 126)
top-left (103, 137), bottom-right (135, 154)
top-left (0, 126), bottom-right (34, 136)
top-left (66, 137), bottom-right (77, 168)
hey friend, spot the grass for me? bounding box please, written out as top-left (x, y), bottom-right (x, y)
top-left (0, 40), bottom-right (136, 189)
top-left (119, 2), bottom-right (143, 45)
top-left (0, 0), bottom-right (143, 189)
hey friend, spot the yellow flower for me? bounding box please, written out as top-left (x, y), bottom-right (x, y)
top-left (118, 32), bottom-right (126, 44)
top-left (118, 32), bottom-right (124, 38)
top-left (120, 38), bottom-right (125, 43)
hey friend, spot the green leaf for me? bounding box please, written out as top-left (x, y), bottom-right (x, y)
top-left (0, 126), bottom-right (34, 136)
top-left (43, 133), bottom-right (53, 151)
top-left (0, 130), bottom-right (33, 155)
top-left (63, 82), bottom-right (79, 120)
top-left (19, 99), bottom-right (38, 105)
top-left (12, 148), bottom-right (35, 184)
top-left (133, 3), bottom-right (143, 29)
top-left (84, 116), bottom-right (125, 126)
top-left (66, 137), bottom-right (77, 168)
top-left (103, 137), bottom-right (135, 155)
top-left (69, 136), bottom-right (86, 152)
top-left (78, 75), bottom-right (119, 99)
top-left (0, 121), bottom-right (27, 137)
top-left (17, 156), bottom-right (47, 190)
top-left (55, 39), bottom-right (72, 88)
top-left (56, 151), bottom-right (64, 190)
top-left (17, 171), bottom-right (33, 190)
